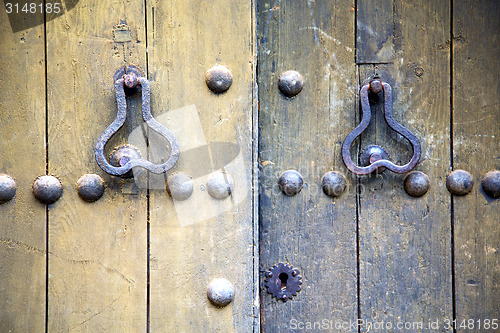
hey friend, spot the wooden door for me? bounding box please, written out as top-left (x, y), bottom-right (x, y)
top-left (1, 1), bottom-right (255, 331)
top-left (0, 1), bottom-right (498, 332)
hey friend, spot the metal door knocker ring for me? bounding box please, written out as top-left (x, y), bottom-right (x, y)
top-left (342, 79), bottom-right (421, 175)
top-left (95, 66), bottom-right (180, 177)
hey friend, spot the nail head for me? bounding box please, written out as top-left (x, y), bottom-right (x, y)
top-left (167, 172), bottom-right (194, 201)
top-left (321, 171), bottom-right (347, 197)
top-left (76, 174), bottom-right (105, 202)
top-left (403, 171), bottom-right (430, 197)
top-left (0, 174), bottom-right (16, 203)
top-left (207, 278), bottom-right (235, 307)
top-left (278, 70), bottom-right (304, 97)
top-left (207, 171), bottom-right (233, 199)
top-left (481, 170), bottom-right (500, 198)
top-left (33, 175), bottom-right (62, 204)
top-left (446, 169), bottom-right (474, 196)
top-left (205, 65), bottom-right (233, 94)
top-left (278, 170), bottom-right (304, 196)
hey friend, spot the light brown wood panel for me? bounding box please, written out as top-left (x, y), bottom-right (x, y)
top-left (357, 0), bottom-right (452, 329)
top-left (0, 10), bottom-right (47, 332)
top-left (453, 0), bottom-right (499, 327)
top-left (258, 0), bottom-right (358, 331)
top-left (146, 0), bottom-right (255, 331)
top-left (45, 1), bottom-right (148, 331)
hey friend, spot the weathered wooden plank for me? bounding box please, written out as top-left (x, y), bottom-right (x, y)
top-left (45, 1), bottom-right (148, 331)
top-left (453, 0), bottom-right (500, 327)
top-left (258, 0), bottom-right (358, 331)
top-left (356, 0), bottom-right (394, 64)
top-left (147, 0), bottom-right (255, 331)
top-left (357, 0), bottom-right (452, 330)
top-left (0, 10), bottom-right (47, 332)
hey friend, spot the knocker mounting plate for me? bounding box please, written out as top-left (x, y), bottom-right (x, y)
top-left (94, 66), bottom-right (180, 177)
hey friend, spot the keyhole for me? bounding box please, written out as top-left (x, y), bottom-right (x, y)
top-left (279, 273), bottom-right (289, 290)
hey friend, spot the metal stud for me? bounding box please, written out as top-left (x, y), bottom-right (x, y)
top-left (278, 70), bottom-right (304, 97)
top-left (109, 144), bottom-right (142, 179)
top-left (278, 170), bottom-right (304, 196)
top-left (76, 174), bottom-right (105, 202)
top-left (403, 171), bottom-right (430, 197)
top-left (205, 65), bottom-right (233, 94)
top-left (360, 145), bottom-right (390, 174)
top-left (321, 171), bottom-right (347, 197)
top-left (207, 171), bottom-right (233, 199)
top-left (446, 170), bottom-right (474, 196)
top-left (0, 174), bottom-right (16, 203)
top-left (33, 175), bottom-right (62, 204)
top-left (166, 172), bottom-right (194, 201)
top-left (481, 170), bottom-right (500, 198)
top-left (207, 278), bottom-right (235, 307)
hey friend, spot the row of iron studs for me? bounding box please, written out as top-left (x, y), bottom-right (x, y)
top-left (278, 169), bottom-right (500, 198)
top-left (0, 171), bottom-right (234, 205)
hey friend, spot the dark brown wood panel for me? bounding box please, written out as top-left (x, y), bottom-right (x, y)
top-left (356, 0), bottom-right (394, 64)
top-left (258, 0), bottom-right (358, 331)
top-left (357, 0), bottom-right (453, 330)
top-left (453, 0), bottom-right (500, 328)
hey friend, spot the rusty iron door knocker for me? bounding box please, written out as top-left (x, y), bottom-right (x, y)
top-left (95, 66), bottom-right (180, 177)
top-left (342, 79), bottom-right (421, 175)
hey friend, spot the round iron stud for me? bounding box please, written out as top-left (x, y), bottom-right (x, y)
top-left (33, 175), bottom-right (62, 204)
top-left (321, 171), bottom-right (347, 197)
top-left (76, 174), bottom-right (105, 202)
top-left (481, 170), bottom-right (500, 198)
top-left (446, 170), bottom-right (474, 196)
top-left (278, 70), bottom-right (304, 97)
top-left (0, 174), bottom-right (16, 203)
top-left (403, 171), bottom-right (430, 197)
top-left (278, 170), bottom-right (304, 196)
top-left (109, 144), bottom-right (142, 179)
top-left (205, 65), bottom-right (233, 94)
top-left (207, 278), bottom-right (235, 307)
top-left (360, 145), bottom-right (390, 173)
top-left (207, 171), bottom-right (233, 199)
top-left (167, 172), bottom-right (194, 201)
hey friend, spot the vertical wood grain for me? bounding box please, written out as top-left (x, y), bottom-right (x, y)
top-left (258, 0), bottom-right (358, 331)
top-left (146, 0), bottom-right (255, 331)
top-left (453, 0), bottom-right (500, 326)
top-left (45, 1), bottom-right (148, 331)
top-left (357, 0), bottom-right (452, 330)
top-left (0, 9), bottom-right (47, 332)
top-left (356, 0), bottom-right (394, 63)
